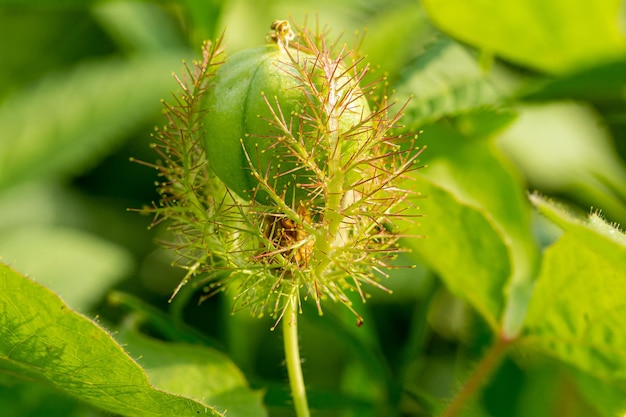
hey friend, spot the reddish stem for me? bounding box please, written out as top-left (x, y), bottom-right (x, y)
top-left (440, 336), bottom-right (513, 417)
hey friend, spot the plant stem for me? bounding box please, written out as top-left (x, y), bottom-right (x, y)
top-left (283, 294), bottom-right (311, 417)
top-left (439, 337), bottom-right (512, 417)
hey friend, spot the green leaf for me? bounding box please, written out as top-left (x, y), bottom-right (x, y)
top-left (521, 58), bottom-right (626, 103)
top-left (0, 263), bottom-right (223, 417)
top-left (117, 330), bottom-right (267, 417)
top-left (523, 196), bottom-right (626, 386)
top-left (497, 102), bottom-right (626, 225)
top-left (413, 115), bottom-right (540, 336)
top-left (93, 2), bottom-right (187, 53)
top-left (360, 3), bottom-right (436, 86)
top-left (0, 379), bottom-right (107, 417)
top-left (0, 0), bottom-right (98, 6)
top-left (0, 9), bottom-right (102, 96)
top-left (573, 369), bottom-right (626, 417)
top-left (0, 183), bottom-right (74, 231)
top-left (0, 52), bottom-right (187, 192)
top-left (396, 39), bottom-right (503, 128)
top-left (108, 291), bottom-right (219, 346)
top-left (423, 0), bottom-right (626, 73)
top-left (401, 176), bottom-right (511, 331)
top-left (180, 0), bottom-right (226, 49)
top-left (0, 225), bottom-right (133, 310)
top-left (511, 364), bottom-right (606, 417)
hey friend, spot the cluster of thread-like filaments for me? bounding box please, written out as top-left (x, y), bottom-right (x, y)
top-left (146, 23), bottom-right (422, 325)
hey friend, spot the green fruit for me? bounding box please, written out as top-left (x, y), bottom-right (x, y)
top-left (203, 42), bottom-right (370, 205)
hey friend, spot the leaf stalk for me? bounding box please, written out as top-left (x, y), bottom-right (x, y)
top-left (439, 336), bottom-right (512, 417)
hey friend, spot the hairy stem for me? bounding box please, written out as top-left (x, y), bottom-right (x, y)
top-left (283, 294), bottom-right (311, 417)
top-left (440, 336), bottom-right (512, 417)
top-left (312, 73), bottom-right (345, 281)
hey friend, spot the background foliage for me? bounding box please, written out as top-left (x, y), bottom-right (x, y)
top-left (1, 1), bottom-right (625, 416)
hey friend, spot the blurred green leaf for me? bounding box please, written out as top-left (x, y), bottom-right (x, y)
top-left (0, 0), bottom-right (99, 6)
top-left (497, 102), bottom-right (626, 225)
top-left (0, 9), bottom-right (113, 96)
top-left (415, 113), bottom-right (540, 336)
top-left (423, 0), bottom-right (626, 73)
top-left (396, 39), bottom-right (504, 128)
top-left (0, 225), bottom-right (133, 310)
top-left (523, 195), bottom-right (626, 386)
top-left (0, 263), bottom-right (223, 417)
top-left (0, 183), bottom-right (75, 230)
top-left (574, 370), bottom-right (626, 417)
top-left (0, 52), bottom-right (187, 192)
top-left (401, 176), bottom-right (510, 331)
top-left (521, 58), bottom-right (626, 103)
top-left (508, 364), bottom-right (560, 417)
top-left (360, 3), bottom-right (436, 86)
top-left (117, 330), bottom-right (267, 417)
top-left (0, 181), bottom-right (154, 271)
top-left (512, 364), bottom-right (604, 417)
top-left (181, 0), bottom-right (226, 48)
top-left (108, 291), bottom-right (220, 346)
top-left (92, 1), bottom-right (187, 53)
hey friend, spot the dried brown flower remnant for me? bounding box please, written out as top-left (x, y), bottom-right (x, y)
top-left (263, 204), bottom-right (315, 268)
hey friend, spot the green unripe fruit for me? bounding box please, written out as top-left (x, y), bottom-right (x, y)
top-left (203, 41), bottom-right (370, 205)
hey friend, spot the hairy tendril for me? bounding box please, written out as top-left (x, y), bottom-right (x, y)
top-left (136, 18), bottom-right (424, 328)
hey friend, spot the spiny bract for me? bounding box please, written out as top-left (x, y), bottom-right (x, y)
top-left (147, 19), bottom-right (422, 326)
top-left (203, 23), bottom-right (370, 205)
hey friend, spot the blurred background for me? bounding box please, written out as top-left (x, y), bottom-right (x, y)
top-left (0, 0), bottom-right (625, 416)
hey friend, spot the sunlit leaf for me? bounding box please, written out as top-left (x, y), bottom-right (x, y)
top-left (423, 0), bottom-right (626, 73)
top-left (401, 176), bottom-right (511, 331)
top-left (0, 263), bottom-right (223, 417)
top-left (412, 114), bottom-right (540, 336)
top-left (523, 196), bottom-right (626, 387)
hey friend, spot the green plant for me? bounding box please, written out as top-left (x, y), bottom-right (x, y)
top-left (1, 2), bottom-right (626, 417)
top-left (144, 20), bottom-right (421, 416)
